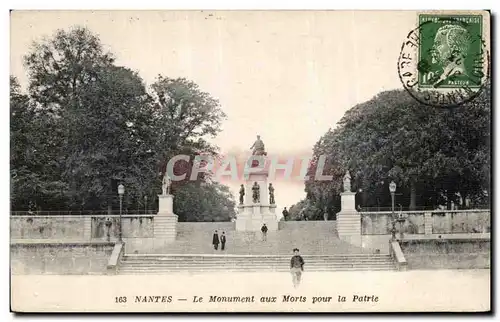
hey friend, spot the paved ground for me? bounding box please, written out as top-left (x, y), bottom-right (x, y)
top-left (149, 229), bottom-right (372, 255)
top-left (11, 269), bottom-right (490, 312)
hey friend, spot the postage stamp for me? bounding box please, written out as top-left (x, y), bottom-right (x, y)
top-left (9, 10), bottom-right (491, 313)
top-left (398, 12), bottom-right (490, 107)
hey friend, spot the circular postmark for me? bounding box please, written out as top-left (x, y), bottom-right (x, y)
top-left (398, 15), bottom-right (490, 108)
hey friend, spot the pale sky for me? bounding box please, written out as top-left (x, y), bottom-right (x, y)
top-left (10, 10), bottom-right (417, 210)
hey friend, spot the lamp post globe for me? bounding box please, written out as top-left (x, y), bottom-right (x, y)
top-left (118, 184), bottom-right (125, 196)
top-left (389, 181), bottom-right (396, 193)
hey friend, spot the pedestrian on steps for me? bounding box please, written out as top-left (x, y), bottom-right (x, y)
top-left (290, 248), bottom-right (305, 288)
top-left (212, 230), bottom-right (220, 250)
top-left (282, 207), bottom-right (289, 221)
top-left (261, 223), bottom-right (268, 241)
top-left (220, 231), bottom-right (227, 251)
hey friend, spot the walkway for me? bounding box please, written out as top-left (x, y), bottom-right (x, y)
top-left (11, 269), bottom-right (490, 312)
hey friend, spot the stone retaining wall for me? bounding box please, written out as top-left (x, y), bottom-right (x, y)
top-left (10, 215), bottom-right (155, 241)
top-left (10, 242), bottom-right (115, 274)
top-left (400, 238), bottom-right (490, 269)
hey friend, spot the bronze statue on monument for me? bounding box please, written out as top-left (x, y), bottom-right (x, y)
top-left (250, 135), bottom-right (267, 156)
top-left (252, 182), bottom-right (260, 203)
top-left (269, 183), bottom-right (275, 204)
top-left (239, 184), bottom-right (245, 205)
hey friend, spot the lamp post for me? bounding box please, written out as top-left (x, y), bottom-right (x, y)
top-left (389, 181), bottom-right (397, 240)
top-left (118, 184), bottom-right (125, 242)
top-left (144, 195), bottom-right (148, 214)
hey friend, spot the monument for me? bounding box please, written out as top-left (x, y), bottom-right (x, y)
top-left (336, 170), bottom-right (361, 246)
top-left (154, 172), bottom-right (178, 247)
top-left (236, 135), bottom-right (278, 232)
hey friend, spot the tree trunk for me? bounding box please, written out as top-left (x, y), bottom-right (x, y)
top-left (409, 181), bottom-right (417, 210)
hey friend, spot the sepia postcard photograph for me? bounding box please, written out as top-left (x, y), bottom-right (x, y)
top-left (8, 9), bottom-right (491, 313)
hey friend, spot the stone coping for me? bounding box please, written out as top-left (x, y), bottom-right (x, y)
top-left (124, 253), bottom-right (383, 258)
top-left (10, 214), bottom-right (155, 218)
top-left (389, 241), bottom-right (408, 271)
top-left (361, 209), bottom-right (490, 215)
top-left (107, 243), bottom-right (124, 274)
top-left (401, 233), bottom-right (490, 241)
top-left (10, 240), bottom-right (116, 246)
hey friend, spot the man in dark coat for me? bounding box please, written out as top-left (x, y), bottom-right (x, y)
top-left (220, 231), bottom-right (227, 251)
top-left (290, 248), bottom-right (305, 288)
top-left (282, 207), bottom-right (289, 221)
top-left (212, 230), bottom-right (220, 250)
top-left (261, 223), bottom-right (268, 241)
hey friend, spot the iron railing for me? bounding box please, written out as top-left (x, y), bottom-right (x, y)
top-left (10, 210), bottom-right (158, 216)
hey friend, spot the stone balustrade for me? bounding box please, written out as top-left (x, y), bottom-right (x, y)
top-left (360, 209), bottom-right (490, 236)
top-left (10, 214), bottom-right (155, 241)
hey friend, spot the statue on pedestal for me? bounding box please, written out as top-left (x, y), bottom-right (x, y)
top-left (239, 184), bottom-right (245, 205)
top-left (250, 135), bottom-right (267, 156)
top-left (269, 183), bottom-right (275, 204)
top-left (162, 172), bottom-right (171, 195)
top-left (343, 171), bottom-right (351, 192)
top-left (252, 182), bottom-right (260, 203)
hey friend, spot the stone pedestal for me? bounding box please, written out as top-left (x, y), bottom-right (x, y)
top-left (336, 192), bottom-right (361, 246)
top-left (158, 194), bottom-right (174, 214)
top-left (154, 194), bottom-right (178, 245)
top-left (235, 162), bottom-right (278, 232)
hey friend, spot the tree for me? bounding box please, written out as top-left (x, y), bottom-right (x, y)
top-left (306, 87), bottom-right (490, 212)
top-left (287, 199), bottom-right (324, 221)
top-left (11, 76), bottom-right (68, 210)
top-left (21, 27), bottom-right (159, 211)
top-left (173, 182), bottom-right (236, 222)
top-left (150, 76), bottom-right (226, 175)
top-left (12, 26), bottom-right (237, 221)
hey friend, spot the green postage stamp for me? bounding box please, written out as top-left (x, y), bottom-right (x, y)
top-left (398, 12), bottom-right (490, 107)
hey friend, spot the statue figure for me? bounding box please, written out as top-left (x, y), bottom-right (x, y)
top-left (239, 184), bottom-right (245, 205)
top-left (268, 183), bottom-right (275, 204)
top-left (162, 172), bottom-right (171, 195)
top-left (252, 182), bottom-right (260, 203)
top-left (250, 135), bottom-right (267, 156)
top-left (343, 171), bottom-right (351, 192)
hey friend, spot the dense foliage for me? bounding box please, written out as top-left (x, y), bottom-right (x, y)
top-left (296, 88), bottom-right (490, 219)
top-left (11, 26), bottom-right (236, 221)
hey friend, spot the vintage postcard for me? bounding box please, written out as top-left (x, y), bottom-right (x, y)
top-left (10, 10), bottom-right (491, 312)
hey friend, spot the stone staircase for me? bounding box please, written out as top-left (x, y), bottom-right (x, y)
top-left (118, 254), bottom-right (396, 274)
top-left (118, 221), bottom-right (397, 273)
top-left (151, 221), bottom-right (371, 255)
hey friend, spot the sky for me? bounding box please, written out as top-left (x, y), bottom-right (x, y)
top-left (10, 10), bottom-right (418, 209)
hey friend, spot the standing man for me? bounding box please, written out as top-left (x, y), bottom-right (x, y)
top-left (212, 230), bottom-right (220, 250)
top-left (239, 184), bottom-right (245, 205)
top-left (261, 223), bottom-right (268, 241)
top-left (282, 207), bottom-right (289, 221)
top-left (290, 248), bottom-right (305, 288)
top-left (220, 231), bottom-right (227, 251)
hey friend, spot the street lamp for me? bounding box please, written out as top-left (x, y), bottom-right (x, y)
top-left (118, 184), bottom-right (125, 242)
top-left (144, 195), bottom-right (148, 214)
top-left (389, 181), bottom-right (397, 240)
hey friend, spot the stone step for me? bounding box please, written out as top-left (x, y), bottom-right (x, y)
top-left (123, 254), bottom-right (390, 259)
top-left (121, 261), bottom-right (394, 267)
top-left (118, 253), bottom-right (396, 273)
top-left (122, 258), bottom-right (391, 262)
top-left (119, 267), bottom-right (396, 273)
